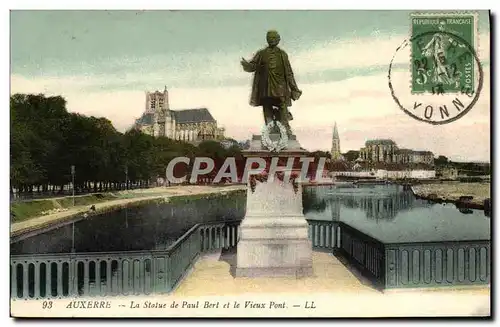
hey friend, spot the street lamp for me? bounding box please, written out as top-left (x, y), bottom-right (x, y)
top-left (125, 166), bottom-right (129, 190)
top-left (71, 165), bottom-right (75, 207)
top-left (125, 205), bottom-right (128, 228)
top-left (71, 222), bottom-right (75, 253)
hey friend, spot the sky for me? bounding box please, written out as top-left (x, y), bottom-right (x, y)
top-left (10, 10), bottom-right (491, 162)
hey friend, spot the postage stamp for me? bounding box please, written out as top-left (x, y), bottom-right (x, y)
top-left (410, 12), bottom-right (478, 94)
top-left (388, 11), bottom-right (483, 125)
top-left (9, 9), bottom-right (491, 319)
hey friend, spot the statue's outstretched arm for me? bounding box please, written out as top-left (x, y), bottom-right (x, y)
top-left (241, 51), bottom-right (260, 72)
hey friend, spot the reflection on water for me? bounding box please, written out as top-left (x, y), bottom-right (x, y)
top-left (11, 193), bottom-right (246, 255)
top-left (303, 184), bottom-right (490, 243)
top-left (304, 184), bottom-right (432, 221)
top-left (11, 185), bottom-right (489, 253)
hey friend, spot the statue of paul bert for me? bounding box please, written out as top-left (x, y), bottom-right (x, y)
top-left (241, 30), bottom-right (302, 136)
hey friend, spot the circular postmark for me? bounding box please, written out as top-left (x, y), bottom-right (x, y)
top-left (388, 30), bottom-right (483, 125)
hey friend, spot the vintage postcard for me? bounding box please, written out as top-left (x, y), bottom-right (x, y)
top-left (9, 9), bottom-right (491, 318)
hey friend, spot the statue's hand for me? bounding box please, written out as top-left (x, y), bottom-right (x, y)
top-left (240, 57), bottom-right (249, 68)
top-left (241, 57), bottom-right (255, 72)
top-left (291, 89), bottom-right (302, 101)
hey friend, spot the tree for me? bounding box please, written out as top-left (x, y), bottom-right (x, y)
top-left (10, 92), bottom-right (255, 196)
top-left (309, 150), bottom-right (331, 160)
top-left (434, 155), bottom-right (449, 166)
top-left (343, 150), bottom-right (360, 162)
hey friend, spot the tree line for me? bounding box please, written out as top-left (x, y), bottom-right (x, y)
top-left (10, 93), bottom-right (332, 197)
top-left (10, 93), bottom-right (246, 196)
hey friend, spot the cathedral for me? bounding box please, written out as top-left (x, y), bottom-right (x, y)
top-left (330, 122), bottom-right (434, 167)
top-left (134, 87), bottom-right (225, 143)
top-left (359, 140), bottom-right (434, 166)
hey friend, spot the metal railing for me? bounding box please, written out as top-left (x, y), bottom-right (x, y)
top-left (384, 241), bottom-right (491, 288)
top-left (335, 223), bottom-right (491, 290)
top-left (306, 219), bottom-right (339, 251)
top-left (335, 222), bottom-right (386, 288)
top-left (10, 220), bottom-right (241, 300)
top-left (11, 217), bottom-right (488, 299)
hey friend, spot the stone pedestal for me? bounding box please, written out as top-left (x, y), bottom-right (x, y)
top-left (235, 134), bottom-right (313, 278)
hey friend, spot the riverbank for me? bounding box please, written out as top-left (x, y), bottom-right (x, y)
top-left (10, 185), bottom-right (246, 238)
top-left (411, 182), bottom-right (490, 209)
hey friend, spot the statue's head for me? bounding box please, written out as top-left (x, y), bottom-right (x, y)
top-left (266, 30), bottom-right (281, 47)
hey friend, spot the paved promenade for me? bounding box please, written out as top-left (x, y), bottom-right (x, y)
top-left (171, 251), bottom-right (490, 317)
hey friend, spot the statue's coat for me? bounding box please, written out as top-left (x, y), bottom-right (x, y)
top-left (243, 46), bottom-right (301, 107)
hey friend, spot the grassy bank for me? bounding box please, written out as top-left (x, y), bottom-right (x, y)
top-left (166, 189), bottom-right (246, 204)
top-left (10, 185), bottom-right (247, 238)
top-left (57, 193), bottom-right (117, 207)
top-left (10, 193), bottom-right (119, 223)
top-left (10, 200), bottom-right (58, 222)
top-left (412, 182), bottom-right (490, 209)
top-left (11, 189), bottom-right (247, 224)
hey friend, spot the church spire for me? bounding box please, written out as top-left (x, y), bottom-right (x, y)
top-left (333, 121), bottom-right (339, 139)
top-left (331, 122), bottom-right (341, 161)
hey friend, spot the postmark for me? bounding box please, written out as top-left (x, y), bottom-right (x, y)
top-left (388, 12), bottom-right (483, 125)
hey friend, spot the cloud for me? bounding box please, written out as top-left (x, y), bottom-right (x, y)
top-left (15, 31), bottom-right (489, 88)
top-left (10, 33), bottom-right (491, 161)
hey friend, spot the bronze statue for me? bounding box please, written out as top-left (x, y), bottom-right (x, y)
top-left (241, 30), bottom-right (302, 136)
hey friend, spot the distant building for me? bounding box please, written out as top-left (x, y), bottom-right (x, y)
top-left (331, 122), bottom-right (344, 161)
top-left (358, 139), bottom-right (434, 166)
top-left (438, 167), bottom-right (459, 179)
top-left (238, 140), bottom-right (251, 150)
top-left (134, 86), bottom-right (225, 142)
top-left (219, 139), bottom-right (239, 149)
top-left (360, 139), bottom-right (398, 163)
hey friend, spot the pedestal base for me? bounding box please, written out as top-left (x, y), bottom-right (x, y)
top-left (248, 134), bottom-right (305, 152)
top-left (235, 135), bottom-right (313, 278)
top-left (236, 237), bottom-right (313, 278)
top-left (236, 266), bottom-right (313, 278)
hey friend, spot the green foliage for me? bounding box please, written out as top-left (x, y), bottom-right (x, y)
top-left (309, 150), bottom-right (331, 160)
top-left (434, 155), bottom-right (449, 166)
top-left (10, 93), bottom-right (243, 194)
top-left (343, 150), bottom-right (360, 162)
top-left (453, 162), bottom-right (491, 176)
top-left (10, 200), bottom-right (57, 222)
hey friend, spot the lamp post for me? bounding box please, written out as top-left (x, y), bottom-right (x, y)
top-left (125, 166), bottom-right (129, 190)
top-left (71, 222), bottom-right (75, 253)
top-left (125, 205), bottom-right (128, 228)
top-left (71, 165), bottom-right (75, 207)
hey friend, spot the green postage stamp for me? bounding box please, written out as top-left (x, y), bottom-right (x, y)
top-left (411, 12), bottom-right (478, 94)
